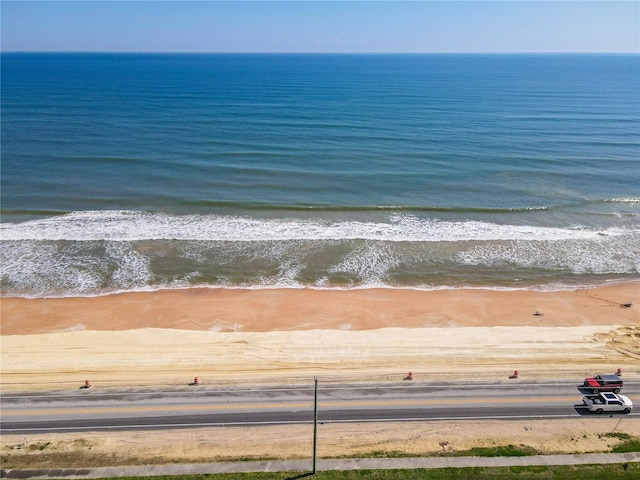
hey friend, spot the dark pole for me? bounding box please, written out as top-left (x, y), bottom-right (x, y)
top-left (611, 415), bottom-right (623, 433)
top-left (313, 376), bottom-right (318, 474)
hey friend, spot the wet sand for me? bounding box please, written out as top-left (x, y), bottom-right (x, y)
top-left (2, 283), bottom-right (639, 335)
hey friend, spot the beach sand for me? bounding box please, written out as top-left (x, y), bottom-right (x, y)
top-left (3, 283), bottom-right (640, 335)
top-left (1, 284), bottom-right (639, 390)
top-left (1, 284), bottom-right (639, 466)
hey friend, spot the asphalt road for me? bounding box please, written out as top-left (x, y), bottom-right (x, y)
top-left (2, 380), bottom-right (638, 434)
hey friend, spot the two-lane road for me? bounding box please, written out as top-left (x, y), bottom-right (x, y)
top-left (2, 380), bottom-right (638, 433)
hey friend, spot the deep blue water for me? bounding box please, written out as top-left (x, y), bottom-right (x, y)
top-left (1, 53), bottom-right (639, 296)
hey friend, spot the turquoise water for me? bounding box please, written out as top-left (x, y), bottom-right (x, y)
top-left (1, 53), bottom-right (639, 296)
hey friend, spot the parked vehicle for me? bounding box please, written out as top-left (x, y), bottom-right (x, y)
top-left (582, 392), bottom-right (632, 414)
top-left (582, 374), bottom-right (623, 393)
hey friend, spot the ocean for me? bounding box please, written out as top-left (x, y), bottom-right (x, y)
top-left (1, 53), bottom-right (639, 297)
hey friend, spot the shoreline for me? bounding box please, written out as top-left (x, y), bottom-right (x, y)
top-left (2, 278), bottom-right (638, 300)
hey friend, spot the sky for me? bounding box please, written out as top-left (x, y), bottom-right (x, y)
top-left (1, 1), bottom-right (638, 53)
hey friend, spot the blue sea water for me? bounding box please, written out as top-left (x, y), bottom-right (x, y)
top-left (1, 53), bottom-right (639, 297)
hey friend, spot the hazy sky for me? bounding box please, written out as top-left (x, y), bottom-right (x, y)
top-left (2, 1), bottom-right (638, 53)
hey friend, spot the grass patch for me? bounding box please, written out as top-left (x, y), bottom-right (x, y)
top-left (331, 444), bottom-right (543, 460)
top-left (0, 452), bottom-right (151, 470)
top-left (238, 456), bottom-right (280, 462)
top-left (337, 451), bottom-right (414, 459)
top-left (604, 432), bottom-right (632, 440)
top-left (451, 444), bottom-right (540, 457)
top-left (599, 432), bottom-right (640, 453)
top-left (611, 437), bottom-right (640, 453)
top-left (25, 442), bottom-right (50, 451)
top-left (509, 465), bottom-right (549, 474)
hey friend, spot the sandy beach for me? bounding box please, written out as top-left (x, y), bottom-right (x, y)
top-left (1, 283), bottom-right (638, 390)
top-left (2, 284), bottom-right (639, 467)
top-left (1, 283), bottom-right (640, 391)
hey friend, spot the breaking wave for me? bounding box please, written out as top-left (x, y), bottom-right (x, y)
top-left (1, 211), bottom-right (638, 297)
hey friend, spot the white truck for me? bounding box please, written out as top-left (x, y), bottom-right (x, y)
top-left (582, 392), bottom-right (633, 414)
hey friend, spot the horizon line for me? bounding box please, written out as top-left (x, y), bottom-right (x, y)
top-left (2, 50), bottom-right (638, 55)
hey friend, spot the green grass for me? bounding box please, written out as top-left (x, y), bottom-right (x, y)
top-left (597, 432), bottom-right (640, 453)
top-left (611, 438), bottom-right (640, 453)
top-left (450, 444), bottom-right (540, 457)
top-left (333, 444), bottom-right (542, 460)
top-left (26, 441), bottom-right (51, 451)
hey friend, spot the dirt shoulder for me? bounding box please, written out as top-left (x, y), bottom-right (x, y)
top-left (2, 418), bottom-right (639, 470)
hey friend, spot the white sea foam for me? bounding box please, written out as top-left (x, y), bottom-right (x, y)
top-left (1, 210), bottom-right (635, 242)
top-left (606, 197), bottom-right (640, 204)
top-left (329, 242), bottom-right (402, 283)
top-left (2, 210), bottom-right (638, 297)
top-left (457, 238), bottom-right (640, 274)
